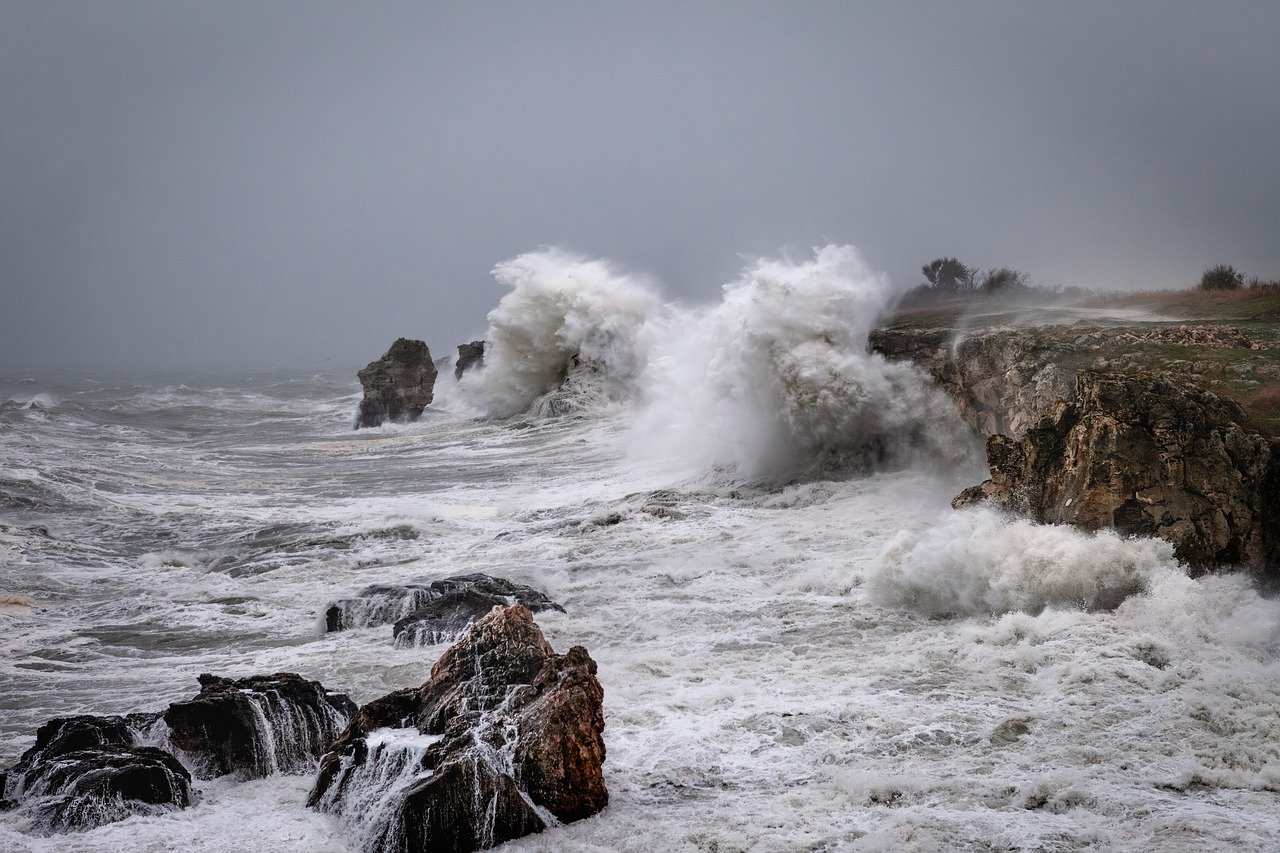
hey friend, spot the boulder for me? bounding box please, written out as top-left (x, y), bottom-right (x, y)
top-left (455, 341), bottom-right (486, 380)
top-left (325, 573), bottom-right (563, 639)
top-left (356, 338), bottom-right (438, 428)
top-left (311, 605), bottom-right (607, 853)
top-left (954, 372), bottom-right (1280, 573)
top-left (0, 715), bottom-right (192, 833)
top-left (164, 673), bottom-right (356, 779)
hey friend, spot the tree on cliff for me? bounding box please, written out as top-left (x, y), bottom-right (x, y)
top-left (921, 257), bottom-right (976, 292)
top-left (1199, 264), bottom-right (1244, 291)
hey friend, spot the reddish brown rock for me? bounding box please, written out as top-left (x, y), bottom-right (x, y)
top-left (310, 604), bottom-right (607, 853)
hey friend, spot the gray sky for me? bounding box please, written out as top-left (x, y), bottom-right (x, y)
top-left (3, 1), bottom-right (1278, 370)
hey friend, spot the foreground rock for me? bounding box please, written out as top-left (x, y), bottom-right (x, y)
top-left (356, 338), bottom-right (438, 428)
top-left (325, 573), bottom-right (564, 642)
top-left (310, 605), bottom-right (607, 853)
top-left (954, 372), bottom-right (1280, 572)
top-left (0, 715), bottom-right (192, 833)
top-left (164, 673), bottom-right (356, 779)
top-left (455, 340), bottom-right (486, 379)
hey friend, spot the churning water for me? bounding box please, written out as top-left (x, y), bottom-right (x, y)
top-left (3, 246), bottom-right (1279, 851)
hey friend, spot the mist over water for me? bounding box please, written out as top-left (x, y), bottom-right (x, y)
top-left (3, 246), bottom-right (1280, 850)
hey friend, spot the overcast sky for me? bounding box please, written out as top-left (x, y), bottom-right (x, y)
top-left (3, 1), bottom-right (1278, 370)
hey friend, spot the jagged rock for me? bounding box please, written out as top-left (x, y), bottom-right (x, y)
top-left (356, 338), bottom-right (438, 428)
top-left (0, 715), bottom-right (192, 833)
top-left (311, 605), bottom-right (607, 853)
top-left (954, 372), bottom-right (1280, 573)
top-left (455, 340), bottom-right (486, 380)
top-left (325, 573), bottom-right (563, 638)
top-left (164, 673), bottom-right (356, 779)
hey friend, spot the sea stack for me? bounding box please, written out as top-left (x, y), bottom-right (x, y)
top-left (356, 338), bottom-right (438, 428)
top-left (455, 340), bottom-right (486, 380)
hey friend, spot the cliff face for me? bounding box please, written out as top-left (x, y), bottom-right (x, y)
top-left (871, 324), bottom-right (1280, 576)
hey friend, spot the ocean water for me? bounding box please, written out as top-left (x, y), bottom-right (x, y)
top-left (3, 247), bottom-right (1279, 851)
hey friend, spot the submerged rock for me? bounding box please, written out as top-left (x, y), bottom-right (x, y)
top-left (356, 338), bottom-right (438, 429)
top-left (0, 715), bottom-right (192, 833)
top-left (954, 372), bottom-right (1280, 573)
top-left (455, 340), bottom-right (486, 380)
top-left (311, 605), bottom-right (607, 853)
top-left (325, 573), bottom-right (563, 641)
top-left (164, 673), bottom-right (356, 780)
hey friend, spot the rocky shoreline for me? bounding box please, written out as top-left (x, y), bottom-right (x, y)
top-left (1, 580), bottom-right (602, 853)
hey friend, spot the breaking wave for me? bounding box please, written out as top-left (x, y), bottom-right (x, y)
top-left (632, 245), bottom-right (975, 482)
top-left (867, 507), bottom-right (1183, 616)
top-left (459, 249), bottom-right (661, 418)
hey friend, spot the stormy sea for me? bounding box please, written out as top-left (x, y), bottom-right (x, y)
top-left (3, 247), bottom-right (1278, 851)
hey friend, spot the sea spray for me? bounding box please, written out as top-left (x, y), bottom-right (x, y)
top-left (867, 506), bottom-right (1182, 616)
top-left (460, 249), bottom-right (662, 418)
top-left (631, 245), bottom-right (976, 482)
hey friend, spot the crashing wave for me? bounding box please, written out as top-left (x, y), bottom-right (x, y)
top-left (460, 249), bottom-right (661, 418)
top-left (631, 245), bottom-right (976, 482)
top-left (866, 507), bottom-right (1182, 616)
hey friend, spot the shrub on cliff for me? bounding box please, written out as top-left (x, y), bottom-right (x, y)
top-left (1200, 264), bottom-right (1244, 291)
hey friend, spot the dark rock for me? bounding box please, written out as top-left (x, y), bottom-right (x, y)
top-left (325, 573), bottom-right (563, 638)
top-left (325, 583), bottom-right (441, 633)
top-left (164, 673), bottom-right (356, 779)
top-left (1, 715), bottom-right (192, 833)
top-left (954, 372), bottom-right (1280, 573)
top-left (311, 605), bottom-right (607, 853)
top-left (356, 338), bottom-right (438, 429)
top-left (455, 340), bottom-right (486, 380)
top-left (392, 574), bottom-right (565, 647)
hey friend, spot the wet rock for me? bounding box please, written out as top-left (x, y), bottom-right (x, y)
top-left (455, 340), bottom-right (486, 380)
top-left (954, 372), bottom-right (1280, 573)
top-left (164, 673), bottom-right (356, 779)
top-left (356, 338), bottom-right (438, 429)
top-left (326, 583), bottom-right (441, 633)
top-left (989, 718), bottom-right (1031, 745)
top-left (1, 715), bottom-right (192, 833)
top-left (392, 573), bottom-right (565, 647)
top-left (311, 605), bottom-right (607, 853)
top-left (325, 573), bottom-right (563, 638)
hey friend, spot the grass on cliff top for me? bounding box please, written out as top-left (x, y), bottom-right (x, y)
top-left (1082, 286), bottom-right (1280, 330)
top-left (879, 287), bottom-right (1280, 437)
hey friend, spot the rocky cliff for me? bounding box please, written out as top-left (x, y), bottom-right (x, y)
top-left (871, 318), bottom-right (1280, 576)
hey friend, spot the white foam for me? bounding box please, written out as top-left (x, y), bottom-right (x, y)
top-left (867, 507), bottom-right (1181, 616)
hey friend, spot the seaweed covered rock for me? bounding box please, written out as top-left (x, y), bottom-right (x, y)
top-left (325, 573), bottom-right (563, 641)
top-left (0, 715), bottom-right (192, 833)
top-left (310, 605), bottom-right (606, 853)
top-left (164, 673), bottom-right (356, 779)
top-left (356, 338), bottom-right (438, 428)
top-left (454, 340), bottom-right (486, 380)
top-left (955, 372), bottom-right (1280, 573)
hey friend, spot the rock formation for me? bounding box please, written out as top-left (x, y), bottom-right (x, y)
top-left (325, 573), bottom-right (563, 640)
top-left (164, 673), bottom-right (356, 779)
top-left (872, 324), bottom-right (1280, 575)
top-left (953, 372), bottom-right (1280, 572)
top-left (356, 338), bottom-right (438, 428)
top-left (455, 340), bottom-right (486, 380)
top-left (0, 715), bottom-right (192, 833)
top-left (310, 604), bottom-right (607, 853)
